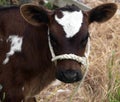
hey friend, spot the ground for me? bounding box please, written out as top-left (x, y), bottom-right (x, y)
top-left (36, 0), bottom-right (120, 102)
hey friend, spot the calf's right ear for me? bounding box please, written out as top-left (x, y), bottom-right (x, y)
top-left (88, 3), bottom-right (117, 24)
top-left (20, 4), bottom-right (52, 26)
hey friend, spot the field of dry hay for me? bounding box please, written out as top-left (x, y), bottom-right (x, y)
top-left (37, 0), bottom-right (120, 102)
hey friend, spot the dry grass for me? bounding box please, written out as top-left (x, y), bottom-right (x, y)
top-left (36, 1), bottom-right (120, 102)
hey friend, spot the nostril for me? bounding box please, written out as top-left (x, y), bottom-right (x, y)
top-left (63, 70), bottom-right (77, 80)
top-left (56, 69), bottom-right (83, 83)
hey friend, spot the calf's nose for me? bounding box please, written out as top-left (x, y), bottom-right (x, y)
top-left (56, 69), bottom-right (83, 83)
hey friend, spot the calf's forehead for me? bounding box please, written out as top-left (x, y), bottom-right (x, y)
top-left (54, 9), bottom-right (84, 38)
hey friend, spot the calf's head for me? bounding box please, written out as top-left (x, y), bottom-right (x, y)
top-left (20, 3), bottom-right (117, 83)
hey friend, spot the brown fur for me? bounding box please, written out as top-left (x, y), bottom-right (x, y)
top-left (0, 6), bottom-right (55, 102)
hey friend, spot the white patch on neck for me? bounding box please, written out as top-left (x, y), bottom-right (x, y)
top-left (55, 10), bottom-right (83, 38)
top-left (3, 35), bottom-right (23, 64)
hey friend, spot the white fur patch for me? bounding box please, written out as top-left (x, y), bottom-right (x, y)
top-left (55, 10), bottom-right (83, 38)
top-left (3, 35), bottom-right (23, 64)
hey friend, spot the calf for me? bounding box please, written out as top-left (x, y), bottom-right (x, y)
top-left (0, 3), bottom-right (117, 102)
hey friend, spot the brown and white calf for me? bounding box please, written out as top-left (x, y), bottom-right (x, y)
top-left (0, 3), bottom-right (117, 102)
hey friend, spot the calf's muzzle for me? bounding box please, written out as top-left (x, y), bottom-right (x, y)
top-left (56, 69), bottom-right (83, 83)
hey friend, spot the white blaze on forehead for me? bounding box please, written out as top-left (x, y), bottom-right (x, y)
top-left (3, 35), bottom-right (23, 64)
top-left (55, 10), bottom-right (83, 38)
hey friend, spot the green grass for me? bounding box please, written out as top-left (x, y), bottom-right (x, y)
top-left (44, 2), bottom-right (53, 9)
top-left (0, 0), bottom-right (10, 5)
top-left (108, 87), bottom-right (120, 102)
top-left (107, 51), bottom-right (120, 102)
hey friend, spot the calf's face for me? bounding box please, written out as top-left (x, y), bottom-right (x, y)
top-left (20, 3), bottom-right (117, 83)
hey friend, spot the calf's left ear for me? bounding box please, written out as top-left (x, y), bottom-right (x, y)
top-left (20, 4), bottom-right (52, 26)
top-left (88, 3), bottom-right (117, 24)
